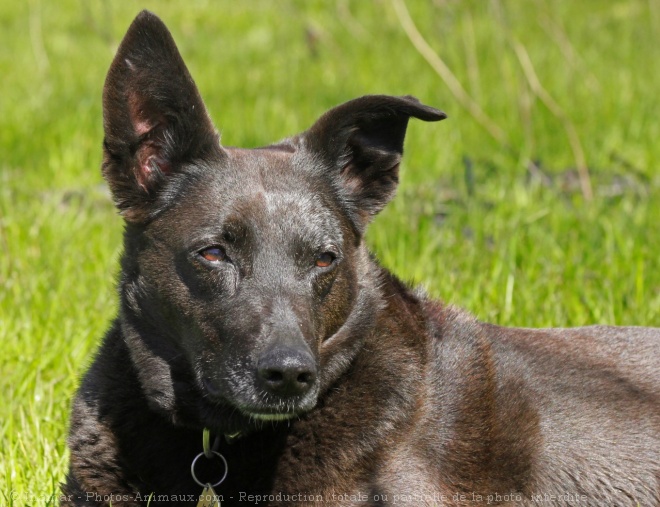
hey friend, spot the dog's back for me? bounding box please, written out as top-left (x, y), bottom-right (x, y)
top-left (489, 323), bottom-right (659, 503)
top-left (349, 301), bottom-right (659, 505)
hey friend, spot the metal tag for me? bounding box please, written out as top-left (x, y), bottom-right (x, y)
top-left (197, 483), bottom-right (221, 507)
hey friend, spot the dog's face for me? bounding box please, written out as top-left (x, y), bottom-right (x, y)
top-left (126, 150), bottom-right (369, 422)
top-left (103, 11), bottom-right (444, 428)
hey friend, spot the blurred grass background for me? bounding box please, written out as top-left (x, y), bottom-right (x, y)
top-left (1, 0), bottom-right (659, 503)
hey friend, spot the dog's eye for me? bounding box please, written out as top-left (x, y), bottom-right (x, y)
top-left (315, 252), bottom-right (336, 268)
top-left (199, 246), bottom-right (227, 263)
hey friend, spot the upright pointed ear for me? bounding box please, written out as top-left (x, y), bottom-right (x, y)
top-left (303, 95), bottom-right (446, 230)
top-left (102, 10), bottom-right (220, 222)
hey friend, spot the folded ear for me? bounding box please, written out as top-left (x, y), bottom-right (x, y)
top-left (102, 10), bottom-right (220, 222)
top-left (303, 95), bottom-right (446, 230)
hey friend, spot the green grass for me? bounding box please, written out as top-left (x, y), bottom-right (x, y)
top-left (2, 0), bottom-right (659, 503)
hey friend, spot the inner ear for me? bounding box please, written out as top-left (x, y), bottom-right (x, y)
top-left (126, 91), bottom-right (174, 192)
top-left (127, 89), bottom-right (164, 138)
top-left (339, 122), bottom-right (405, 204)
top-left (343, 116), bottom-right (408, 173)
top-left (133, 134), bottom-right (173, 193)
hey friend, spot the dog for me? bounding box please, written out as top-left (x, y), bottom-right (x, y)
top-left (63, 10), bottom-right (660, 507)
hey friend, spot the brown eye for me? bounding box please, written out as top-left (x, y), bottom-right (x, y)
top-left (315, 252), bottom-right (336, 268)
top-left (199, 246), bottom-right (227, 263)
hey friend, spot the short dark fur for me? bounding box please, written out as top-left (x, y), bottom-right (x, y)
top-left (63, 11), bottom-right (660, 506)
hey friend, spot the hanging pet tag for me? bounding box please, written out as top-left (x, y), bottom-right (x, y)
top-left (192, 428), bottom-right (228, 507)
top-left (196, 483), bottom-right (221, 507)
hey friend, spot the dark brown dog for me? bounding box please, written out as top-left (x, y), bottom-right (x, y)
top-left (63, 10), bottom-right (660, 507)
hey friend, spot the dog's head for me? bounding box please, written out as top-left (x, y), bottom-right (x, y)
top-left (103, 11), bottom-right (445, 430)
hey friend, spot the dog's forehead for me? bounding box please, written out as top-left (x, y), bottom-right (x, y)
top-left (169, 147), bottom-right (344, 243)
top-left (222, 146), bottom-right (302, 188)
top-left (221, 147), bottom-right (325, 212)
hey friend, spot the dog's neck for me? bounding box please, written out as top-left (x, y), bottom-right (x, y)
top-left (317, 246), bottom-right (385, 392)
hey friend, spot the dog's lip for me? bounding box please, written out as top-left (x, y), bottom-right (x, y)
top-left (239, 399), bottom-right (318, 422)
top-left (239, 402), bottom-right (311, 421)
top-left (242, 411), bottom-right (298, 421)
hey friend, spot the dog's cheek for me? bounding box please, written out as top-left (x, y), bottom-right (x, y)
top-left (315, 265), bottom-right (357, 341)
top-left (314, 270), bottom-right (337, 300)
top-left (135, 249), bottom-right (239, 342)
top-left (187, 266), bottom-right (239, 302)
top-left (166, 249), bottom-right (239, 303)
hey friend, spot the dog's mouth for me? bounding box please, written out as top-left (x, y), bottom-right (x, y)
top-left (201, 375), bottom-right (318, 424)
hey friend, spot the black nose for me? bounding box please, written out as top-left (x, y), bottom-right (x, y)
top-left (257, 346), bottom-right (317, 397)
